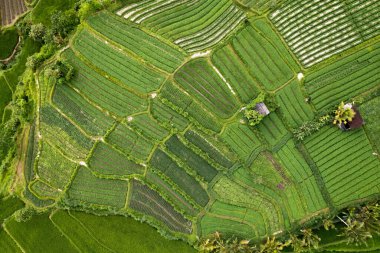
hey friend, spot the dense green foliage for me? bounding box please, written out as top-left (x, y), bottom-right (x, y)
top-left (0, 28), bottom-right (19, 59)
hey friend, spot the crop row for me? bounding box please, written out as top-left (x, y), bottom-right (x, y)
top-left (221, 122), bottom-right (262, 162)
top-left (146, 171), bottom-right (198, 217)
top-left (0, 0), bottom-right (27, 26)
top-left (235, 0), bottom-right (285, 13)
top-left (304, 127), bottom-right (380, 206)
top-left (118, 0), bottom-right (243, 52)
top-left (269, 0), bottom-right (380, 67)
top-left (29, 179), bottom-right (61, 200)
top-left (63, 50), bottom-right (147, 117)
top-left (106, 122), bottom-right (155, 162)
top-left (89, 142), bottom-right (145, 177)
top-left (36, 142), bottom-right (77, 193)
top-left (129, 180), bottom-right (192, 234)
top-left (276, 80), bottom-right (314, 128)
top-left (150, 149), bottom-right (209, 207)
top-left (305, 43), bottom-right (380, 110)
top-left (87, 12), bottom-right (185, 72)
top-left (24, 122), bottom-right (37, 184)
top-left (174, 58), bottom-right (240, 119)
top-left (67, 166), bottom-right (128, 208)
top-left (127, 113), bottom-right (169, 141)
top-left (231, 23), bottom-right (294, 91)
top-left (53, 84), bottom-right (114, 137)
top-left (165, 135), bottom-right (218, 183)
top-left (184, 130), bottom-right (236, 169)
top-left (346, 0), bottom-right (380, 40)
top-left (149, 99), bottom-right (189, 132)
top-left (200, 215), bottom-right (254, 238)
top-left (39, 105), bottom-right (94, 160)
top-left (174, 5), bottom-right (245, 52)
top-left (159, 80), bottom-right (223, 133)
top-left (256, 112), bottom-right (289, 147)
top-left (200, 200), bottom-right (266, 238)
top-left (212, 45), bottom-right (260, 104)
top-left (73, 30), bottom-right (165, 94)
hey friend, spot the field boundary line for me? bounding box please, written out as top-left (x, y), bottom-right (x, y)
top-left (296, 143), bottom-right (335, 211)
top-left (67, 211), bottom-right (118, 253)
top-left (49, 210), bottom-right (83, 253)
top-left (2, 221), bottom-right (27, 253)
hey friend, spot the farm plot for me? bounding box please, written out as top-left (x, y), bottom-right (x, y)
top-left (67, 166), bottom-right (128, 208)
top-left (174, 58), bottom-right (240, 119)
top-left (201, 200), bottom-right (267, 238)
top-left (150, 149), bottom-right (209, 207)
top-left (277, 140), bottom-right (326, 212)
top-left (165, 135), bottom-right (218, 183)
top-left (87, 11), bottom-right (186, 73)
top-left (53, 84), bottom-right (114, 137)
top-left (360, 97), bottom-right (380, 151)
top-left (117, 0), bottom-right (245, 52)
top-left (29, 180), bottom-right (61, 200)
top-left (34, 142), bottom-right (77, 196)
top-left (305, 43), bottom-right (380, 110)
top-left (89, 142), bottom-right (145, 177)
top-left (150, 98), bottom-right (189, 132)
top-left (160, 80), bottom-right (223, 133)
top-left (232, 155), bottom-right (309, 225)
top-left (269, 0), bottom-right (380, 67)
top-left (63, 49), bottom-right (147, 117)
top-left (304, 126), bottom-right (380, 207)
top-left (231, 21), bottom-right (294, 90)
top-left (0, 0), bottom-right (27, 26)
top-left (275, 80), bottom-right (314, 128)
top-left (39, 106), bottom-right (94, 160)
top-left (184, 129), bottom-right (237, 169)
top-left (129, 180), bottom-right (192, 234)
top-left (211, 176), bottom-right (283, 234)
top-left (72, 29), bottom-right (165, 94)
top-left (126, 113), bottom-right (169, 141)
top-left (221, 122), bottom-right (262, 163)
top-left (212, 45), bottom-right (261, 104)
top-left (146, 171), bottom-right (198, 216)
top-left (106, 122), bottom-right (155, 162)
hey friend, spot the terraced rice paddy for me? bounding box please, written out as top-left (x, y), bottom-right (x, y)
top-left (0, 0), bottom-right (27, 26)
top-left (26, 0), bottom-right (380, 245)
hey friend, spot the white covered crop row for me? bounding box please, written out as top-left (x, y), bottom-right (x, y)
top-left (116, 0), bottom-right (245, 53)
top-left (270, 0), bottom-right (380, 68)
top-left (174, 5), bottom-right (246, 52)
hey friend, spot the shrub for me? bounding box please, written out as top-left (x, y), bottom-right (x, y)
top-left (29, 23), bottom-right (46, 43)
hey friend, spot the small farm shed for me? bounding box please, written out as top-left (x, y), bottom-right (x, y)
top-left (255, 102), bottom-right (270, 116)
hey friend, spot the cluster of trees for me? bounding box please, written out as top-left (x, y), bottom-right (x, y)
top-left (199, 202), bottom-right (380, 252)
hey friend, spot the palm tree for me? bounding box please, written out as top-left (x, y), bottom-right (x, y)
top-left (300, 229), bottom-right (321, 251)
top-left (289, 234), bottom-right (304, 253)
top-left (338, 216), bottom-right (372, 246)
top-left (259, 237), bottom-right (290, 253)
